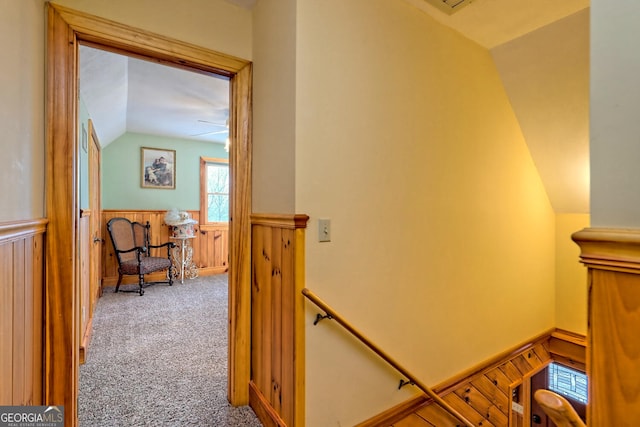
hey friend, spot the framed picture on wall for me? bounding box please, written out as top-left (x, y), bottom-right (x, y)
top-left (141, 147), bottom-right (176, 189)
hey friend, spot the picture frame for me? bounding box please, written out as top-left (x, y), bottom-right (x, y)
top-left (141, 147), bottom-right (176, 189)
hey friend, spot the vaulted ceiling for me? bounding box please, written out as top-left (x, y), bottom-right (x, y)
top-left (404, 0), bottom-right (588, 49)
top-left (403, 0), bottom-right (590, 213)
top-left (79, 0), bottom-right (590, 213)
top-left (79, 45), bottom-right (231, 146)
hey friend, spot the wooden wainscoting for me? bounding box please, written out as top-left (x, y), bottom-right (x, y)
top-left (101, 210), bottom-right (229, 286)
top-left (359, 329), bottom-right (587, 427)
top-left (250, 214), bottom-right (309, 427)
top-left (0, 219), bottom-right (47, 405)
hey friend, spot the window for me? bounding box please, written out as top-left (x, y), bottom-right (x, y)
top-left (548, 362), bottom-right (588, 404)
top-left (200, 157), bottom-right (229, 223)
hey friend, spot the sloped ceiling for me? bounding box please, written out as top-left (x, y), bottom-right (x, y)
top-left (78, 46), bottom-right (128, 145)
top-left (79, 45), bottom-right (230, 147)
top-left (404, 0), bottom-right (588, 49)
top-left (492, 9), bottom-right (589, 214)
top-left (403, 0), bottom-right (590, 214)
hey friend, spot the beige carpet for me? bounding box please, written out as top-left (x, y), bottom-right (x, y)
top-left (79, 274), bottom-right (262, 426)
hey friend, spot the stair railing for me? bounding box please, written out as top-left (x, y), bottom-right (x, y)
top-left (302, 288), bottom-right (475, 427)
top-left (534, 390), bottom-right (586, 427)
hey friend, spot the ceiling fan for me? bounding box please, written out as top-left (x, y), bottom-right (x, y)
top-left (190, 119), bottom-right (229, 137)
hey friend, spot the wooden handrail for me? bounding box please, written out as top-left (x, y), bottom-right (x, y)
top-left (302, 288), bottom-right (475, 427)
top-left (534, 390), bottom-right (586, 427)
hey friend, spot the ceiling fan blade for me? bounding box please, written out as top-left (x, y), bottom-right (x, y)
top-left (190, 129), bottom-right (229, 137)
top-left (197, 119), bottom-right (228, 128)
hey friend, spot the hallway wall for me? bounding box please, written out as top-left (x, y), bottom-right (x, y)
top-left (252, 0), bottom-right (297, 214)
top-left (591, 0), bottom-right (640, 227)
top-left (292, 1), bottom-right (556, 425)
top-left (53, 0), bottom-right (253, 60)
top-left (555, 213), bottom-right (589, 334)
top-left (0, 0), bottom-right (45, 221)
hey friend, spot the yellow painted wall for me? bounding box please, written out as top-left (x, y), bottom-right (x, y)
top-left (293, 1), bottom-right (556, 425)
top-left (252, 0), bottom-right (297, 213)
top-left (0, 0), bottom-right (45, 221)
top-left (555, 213), bottom-right (589, 335)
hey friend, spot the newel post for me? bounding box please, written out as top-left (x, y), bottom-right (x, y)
top-left (572, 228), bottom-right (640, 425)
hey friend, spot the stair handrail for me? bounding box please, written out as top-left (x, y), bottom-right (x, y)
top-left (302, 287), bottom-right (475, 427)
top-left (534, 389), bottom-right (586, 427)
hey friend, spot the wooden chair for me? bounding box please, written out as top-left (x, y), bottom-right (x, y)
top-left (107, 217), bottom-right (175, 295)
top-left (534, 389), bottom-right (586, 427)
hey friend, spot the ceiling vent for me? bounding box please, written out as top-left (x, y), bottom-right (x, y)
top-left (422, 0), bottom-right (474, 15)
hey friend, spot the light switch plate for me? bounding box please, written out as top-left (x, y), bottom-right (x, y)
top-left (318, 219), bottom-right (331, 242)
top-left (511, 401), bottom-right (524, 415)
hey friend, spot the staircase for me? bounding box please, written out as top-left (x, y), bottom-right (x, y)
top-left (358, 330), bottom-right (586, 427)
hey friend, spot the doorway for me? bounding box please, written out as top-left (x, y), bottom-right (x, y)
top-left (78, 44), bottom-right (232, 283)
top-left (45, 4), bottom-right (252, 425)
top-left (77, 38), bottom-right (232, 372)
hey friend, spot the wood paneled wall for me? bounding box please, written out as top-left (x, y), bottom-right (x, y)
top-left (0, 219), bottom-right (47, 405)
top-left (359, 330), bottom-right (586, 427)
top-left (249, 214), bottom-right (309, 427)
top-left (101, 210), bottom-right (229, 285)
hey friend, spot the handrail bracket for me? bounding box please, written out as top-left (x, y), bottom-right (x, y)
top-left (313, 312), bottom-right (333, 325)
top-left (398, 379), bottom-right (416, 390)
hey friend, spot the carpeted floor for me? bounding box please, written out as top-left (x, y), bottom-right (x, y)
top-left (79, 274), bottom-right (262, 426)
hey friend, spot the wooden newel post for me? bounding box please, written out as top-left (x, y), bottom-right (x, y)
top-left (572, 228), bottom-right (640, 426)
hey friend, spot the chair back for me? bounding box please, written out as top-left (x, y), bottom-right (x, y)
top-left (132, 221), bottom-right (150, 256)
top-left (107, 218), bottom-right (150, 264)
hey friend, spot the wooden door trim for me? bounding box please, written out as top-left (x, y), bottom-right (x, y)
top-left (45, 4), bottom-right (253, 424)
top-left (88, 119), bottom-right (102, 299)
top-left (46, 7), bottom-right (78, 422)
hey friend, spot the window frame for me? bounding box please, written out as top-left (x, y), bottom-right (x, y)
top-left (200, 156), bottom-right (230, 226)
top-left (547, 362), bottom-right (588, 405)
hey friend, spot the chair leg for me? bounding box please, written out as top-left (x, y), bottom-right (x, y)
top-left (115, 273), bottom-right (123, 293)
top-left (138, 274), bottom-right (145, 296)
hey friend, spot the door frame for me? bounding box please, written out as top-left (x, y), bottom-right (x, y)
top-left (45, 4), bottom-right (252, 425)
top-left (87, 119), bottom-right (102, 301)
